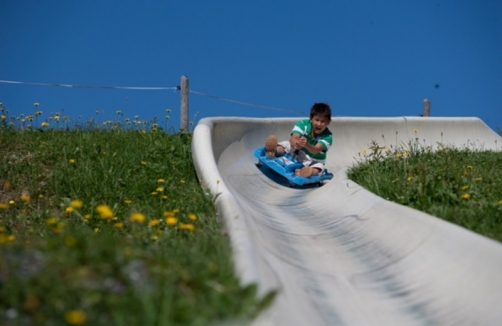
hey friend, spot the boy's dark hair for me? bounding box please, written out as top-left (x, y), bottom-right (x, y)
top-left (309, 103), bottom-right (332, 120)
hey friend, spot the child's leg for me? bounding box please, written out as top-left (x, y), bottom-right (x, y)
top-left (295, 161), bottom-right (324, 177)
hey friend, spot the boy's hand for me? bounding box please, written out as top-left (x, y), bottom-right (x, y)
top-left (297, 136), bottom-right (307, 149)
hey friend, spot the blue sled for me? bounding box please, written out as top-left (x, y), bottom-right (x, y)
top-left (254, 147), bottom-right (334, 187)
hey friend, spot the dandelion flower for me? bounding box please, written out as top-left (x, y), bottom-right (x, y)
top-left (41, 121), bottom-right (49, 127)
top-left (498, 199), bottom-right (502, 205)
top-left (65, 236), bottom-right (76, 247)
top-left (156, 187), bottom-right (164, 192)
top-left (130, 212), bottom-right (146, 224)
top-left (157, 179), bottom-right (165, 183)
top-left (84, 214), bottom-right (91, 220)
top-left (71, 199), bottom-right (83, 209)
top-left (21, 194), bottom-right (30, 202)
top-left (95, 205), bottom-right (113, 219)
top-left (166, 217), bottom-right (177, 225)
top-left (65, 206), bottom-right (74, 213)
top-left (9, 200), bottom-right (15, 205)
top-left (141, 161), bottom-right (147, 165)
top-left (65, 310), bottom-right (87, 325)
top-left (179, 223), bottom-right (195, 231)
top-left (461, 185), bottom-right (469, 190)
top-left (124, 199), bottom-right (132, 205)
top-left (188, 213), bottom-right (197, 221)
top-left (151, 235), bottom-right (158, 241)
top-left (161, 195), bottom-right (168, 200)
top-left (180, 180), bottom-right (185, 184)
top-left (46, 217), bottom-right (59, 225)
top-left (461, 193), bottom-right (471, 200)
top-left (69, 159), bottom-right (76, 164)
top-left (407, 176), bottom-right (413, 182)
top-left (113, 222), bottom-right (124, 229)
top-left (475, 177), bottom-right (482, 181)
top-left (151, 191), bottom-right (158, 196)
top-left (149, 219), bottom-right (160, 227)
top-left (0, 203), bottom-right (7, 209)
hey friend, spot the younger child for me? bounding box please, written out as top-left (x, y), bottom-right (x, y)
top-left (264, 103), bottom-right (332, 177)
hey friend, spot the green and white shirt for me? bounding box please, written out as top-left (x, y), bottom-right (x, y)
top-left (291, 119), bottom-right (332, 161)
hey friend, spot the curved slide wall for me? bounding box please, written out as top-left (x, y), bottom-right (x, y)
top-left (192, 117), bottom-right (502, 326)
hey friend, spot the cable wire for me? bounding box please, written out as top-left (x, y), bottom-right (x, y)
top-left (0, 79), bottom-right (177, 91)
top-left (189, 90), bottom-right (305, 114)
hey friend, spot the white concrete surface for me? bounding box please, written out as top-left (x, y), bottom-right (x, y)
top-left (192, 117), bottom-right (502, 326)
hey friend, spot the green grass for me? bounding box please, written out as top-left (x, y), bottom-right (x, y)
top-left (0, 107), bottom-right (275, 325)
top-left (347, 138), bottom-right (502, 242)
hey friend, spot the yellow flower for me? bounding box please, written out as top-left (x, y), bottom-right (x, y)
top-left (65, 206), bottom-right (74, 213)
top-left (0, 203), bottom-right (8, 209)
top-left (179, 223), bottom-right (195, 231)
top-left (157, 179), bottom-right (165, 183)
top-left (391, 179), bottom-right (398, 183)
top-left (166, 217), bottom-right (178, 225)
top-left (156, 187), bottom-right (164, 192)
top-left (395, 153), bottom-right (403, 158)
top-left (130, 212), bottom-right (146, 224)
top-left (180, 180), bottom-right (185, 184)
top-left (65, 236), bottom-right (76, 247)
top-left (21, 194), bottom-right (30, 202)
top-left (124, 199), bottom-right (132, 205)
top-left (69, 200), bottom-right (82, 209)
top-left (498, 199), bottom-right (502, 205)
top-left (413, 128), bottom-right (418, 133)
top-left (113, 222), bottom-right (124, 229)
top-left (65, 310), bottom-right (87, 325)
top-left (95, 205), bottom-right (113, 219)
top-left (149, 219), bottom-right (160, 227)
top-left (461, 193), bottom-right (471, 200)
top-left (188, 213), bottom-right (197, 221)
top-left (407, 176), bottom-right (413, 182)
top-left (461, 185), bottom-right (469, 190)
top-left (475, 177), bottom-right (483, 181)
top-left (94, 228), bottom-right (100, 233)
top-left (1, 115), bottom-right (6, 120)
top-left (361, 148), bottom-right (366, 153)
top-left (164, 211), bottom-right (175, 217)
top-left (46, 217), bottom-right (59, 225)
top-left (151, 191), bottom-right (158, 196)
top-left (161, 195), bottom-right (168, 200)
top-left (9, 200), bottom-right (15, 205)
top-left (69, 159), bottom-right (76, 164)
top-left (84, 214), bottom-right (91, 220)
top-left (467, 165), bottom-right (473, 169)
top-left (41, 121), bottom-right (49, 127)
top-left (141, 161), bottom-right (147, 165)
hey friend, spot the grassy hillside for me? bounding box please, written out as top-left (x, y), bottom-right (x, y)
top-left (348, 138), bottom-right (502, 242)
top-left (0, 117), bottom-right (273, 325)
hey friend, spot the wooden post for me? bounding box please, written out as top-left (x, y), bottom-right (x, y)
top-left (180, 75), bottom-right (189, 130)
top-left (423, 98), bottom-right (430, 117)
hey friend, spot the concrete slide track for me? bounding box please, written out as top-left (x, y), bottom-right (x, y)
top-left (191, 117), bottom-right (502, 326)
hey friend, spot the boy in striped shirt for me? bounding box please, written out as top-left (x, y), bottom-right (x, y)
top-left (265, 103), bottom-right (332, 177)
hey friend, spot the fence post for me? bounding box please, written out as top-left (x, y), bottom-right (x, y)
top-left (423, 98), bottom-right (431, 117)
top-left (180, 75), bottom-right (189, 130)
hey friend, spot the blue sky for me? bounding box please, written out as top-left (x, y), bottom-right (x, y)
top-left (1, 0), bottom-right (501, 131)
